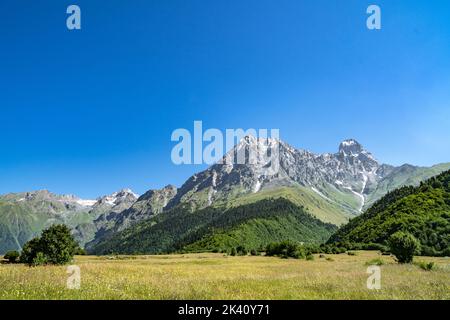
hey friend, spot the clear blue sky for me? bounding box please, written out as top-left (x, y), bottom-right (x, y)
top-left (1, 1), bottom-right (449, 198)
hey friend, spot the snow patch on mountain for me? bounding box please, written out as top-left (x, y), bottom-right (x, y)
top-left (76, 199), bottom-right (97, 207)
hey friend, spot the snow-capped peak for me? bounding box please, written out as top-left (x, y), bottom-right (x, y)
top-left (95, 189), bottom-right (139, 207)
top-left (339, 139), bottom-right (363, 154)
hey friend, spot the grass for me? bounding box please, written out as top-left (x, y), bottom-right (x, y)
top-left (0, 251), bottom-right (448, 300)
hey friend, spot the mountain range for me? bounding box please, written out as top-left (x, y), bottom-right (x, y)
top-left (1, 137), bottom-right (449, 254)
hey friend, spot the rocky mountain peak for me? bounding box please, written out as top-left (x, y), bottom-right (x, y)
top-left (95, 189), bottom-right (138, 207)
top-left (339, 139), bottom-right (364, 155)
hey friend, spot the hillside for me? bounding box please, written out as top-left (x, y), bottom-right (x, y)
top-left (0, 190), bottom-right (137, 254)
top-left (88, 198), bottom-right (337, 254)
top-left (328, 170), bottom-right (450, 256)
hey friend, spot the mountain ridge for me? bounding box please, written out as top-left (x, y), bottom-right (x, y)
top-left (1, 137), bottom-right (449, 254)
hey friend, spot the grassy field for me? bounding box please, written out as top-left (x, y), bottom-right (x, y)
top-left (0, 251), bottom-right (448, 300)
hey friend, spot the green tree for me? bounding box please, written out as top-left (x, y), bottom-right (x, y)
top-left (39, 224), bottom-right (78, 265)
top-left (3, 250), bottom-right (20, 263)
top-left (19, 237), bottom-right (43, 265)
top-left (389, 231), bottom-right (421, 263)
top-left (19, 224), bottom-right (79, 266)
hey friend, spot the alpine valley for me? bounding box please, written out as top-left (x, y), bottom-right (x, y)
top-left (1, 137), bottom-right (449, 255)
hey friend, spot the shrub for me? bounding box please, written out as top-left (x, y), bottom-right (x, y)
top-left (365, 258), bottom-right (384, 266)
top-left (306, 254), bottom-right (314, 261)
top-left (236, 246), bottom-right (248, 256)
top-left (74, 247), bottom-right (87, 255)
top-left (3, 250), bottom-right (20, 263)
top-left (230, 247), bottom-right (237, 256)
top-left (414, 261), bottom-right (435, 271)
top-left (250, 249), bottom-right (258, 256)
top-left (347, 251), bottom-right (356, 256)
top-left (388, 231), bottom-right (421, 263)
top-left (265, 241), bottom-right (305, 259)
top-left (32, 252), bottom-right (48, 266)
top-left (20, 224), bottom-right (79, 266)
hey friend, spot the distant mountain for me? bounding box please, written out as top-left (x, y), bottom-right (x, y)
top-left (0, 189), bottom-right (137, 254)
top-left (86, 137), bottom-right (450, 253)
top-left (328, 170), bottom-right (450, 256)
top-left (81, 186), bottom-right (176, 248)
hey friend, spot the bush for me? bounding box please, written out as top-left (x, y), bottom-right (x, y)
top-left (306, 254), bottom-right (314, 261)
top-left (20, 224), bottom-right (79, 266)
top-left (230, 247), bottom-right (237, 256)
top-left (74, 247), bottom-right (87, 255)
top-left (250, 249), bottom-right (258, 256)
top-left (414, 261), bottom-right (435, 271)
top-left (265, 241), bottom-right (305, 259)
top-left (347, 251), bottom-right (356, 256)
top-left (388, 231), bottom-right (421, 263)
top-left (365, 258), bottom-right (384, 266)
top-left (32, 252), bottom-right (48, 266)
top-left (236, 246), bottom-right (248, 256)
top-left (3, 250), bottom-right (20, 263)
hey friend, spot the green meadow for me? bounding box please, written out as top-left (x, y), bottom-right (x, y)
top-left (0, 251), bottom-right (448, 300)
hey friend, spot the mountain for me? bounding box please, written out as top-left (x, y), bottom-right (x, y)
top-left (0, 189), bottom-right (137, 254)
top-left (80, 186), bottom-right (175, 247)
top-left (328, 170), bottom-right (450, 256)
top-left (2, 137), bottom-right (449, 254)
top-left (89, 198), bottom-right (338, 255)
top-left (86, 137), bottom-right (450, 253)
top-left (161, 137), bottom-right (450, 220)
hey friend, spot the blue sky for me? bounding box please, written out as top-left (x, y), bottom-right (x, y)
top-left (1, 0), bottom-right (449, 198)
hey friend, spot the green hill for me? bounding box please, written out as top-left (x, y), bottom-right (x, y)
top-left (328, 170), bottom-right (450, 256)
top-left (89, 198), bottom-right (338, 255)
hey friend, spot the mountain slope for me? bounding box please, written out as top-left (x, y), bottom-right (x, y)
top-left (0, 189), bottom-right (137, 253)
top-left (89, 198), bottom-right (337, 255)
top-left (328, 170), bottom-right (450, 256)
top-left (221, 186), bottom-right (351, 225)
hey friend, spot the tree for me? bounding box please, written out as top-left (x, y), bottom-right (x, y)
top-left (19, 237), bottom-right (43, 265)
top-left (39, 224), bottom-right (78, 265)
top-left (3, 250), bottom-right (20, 263)
top-left (389, 231), bottom-right (421, 263)
top-left (19, 224), bottom-right (79, 266)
